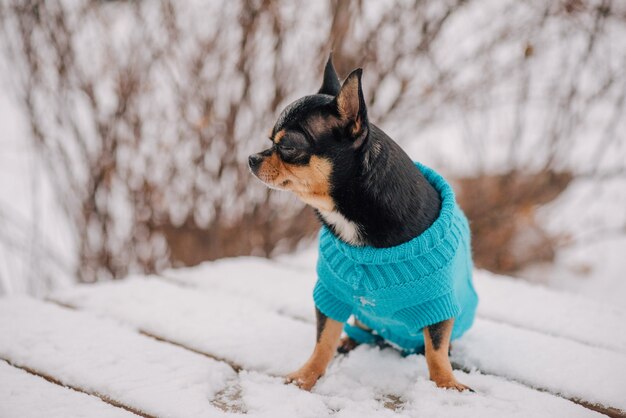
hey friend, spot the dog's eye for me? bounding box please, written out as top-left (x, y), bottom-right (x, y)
top-left (277, 145), bottom-right (301, 161)
top-left (278, 145), bottom-right (299, 156)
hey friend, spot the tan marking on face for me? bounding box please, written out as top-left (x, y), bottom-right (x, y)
top-left (273, 129), bottom-right (285, 144)
top-left (256, 153), bottom-right (334, 211)
top-left (255, 152), bottom-right (282, 184)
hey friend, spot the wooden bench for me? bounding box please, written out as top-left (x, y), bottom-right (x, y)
top-left (0, 256), bottom-right (624, 417)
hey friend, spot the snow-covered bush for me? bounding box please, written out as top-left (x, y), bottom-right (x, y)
top-left (0, 0), bottom-right (624, 285)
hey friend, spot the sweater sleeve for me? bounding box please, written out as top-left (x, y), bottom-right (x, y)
top-left (313, 279), bottom-right (352, 323)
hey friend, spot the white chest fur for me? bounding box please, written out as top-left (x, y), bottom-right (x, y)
top-left (319, 210), bottom-right (362, 245)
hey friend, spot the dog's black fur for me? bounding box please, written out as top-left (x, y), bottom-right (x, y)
top-left (324, 121), bottom-right (441, 247)
top-left (249, 55), bottom-right (441, 247)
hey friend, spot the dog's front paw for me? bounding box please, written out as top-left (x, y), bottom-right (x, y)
top-left (285, 367), bottom-right (323, 391)
top-left (433, 378), bottom-right (474, 392)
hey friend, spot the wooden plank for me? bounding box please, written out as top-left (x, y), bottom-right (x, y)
top-left (52, 278), bottom-right (606, 418)
top-left (165, 261), bottom-right (626, 356)
top-left (162, 257), bottom-right (316, 322)
top-left (452, 319), bottom-right (626, 412)
top-left (0, 297), bottom-right (236, 418)
top-left (474, 270), bottom-right (626, 353)
top-left (51, 278), bottom-right (314, 376)
top-left (161, 260), bottom-right (626, 416)
top-left (0, 360), bottom-right (138, 418)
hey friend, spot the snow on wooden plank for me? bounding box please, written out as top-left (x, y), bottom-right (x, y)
top-left (0, 361), bottom-right (136, 418)
top-left (51, 278), bottom-right (315, 376)
top-left (0, 297), bottom-right (236, 418)
top-left (166, 259), bottom-right (626, 356)
top-left (474, 270), bottom-right (626, 353)
top-left (162, 257), bottom-right (317, 322)
top-left (315, 347), bottom-right (603, 418)
top-left (52, 279), bottom-right (603, 418)
top-left (234, 365), bottom-right (602, 418)
top-left (452, 318), bottom-right (626, 412)
top-left (162, 257), bottom-right (626, 412)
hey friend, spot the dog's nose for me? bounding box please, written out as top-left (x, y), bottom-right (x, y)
top-left (248, 153), bottom-right (263, 170)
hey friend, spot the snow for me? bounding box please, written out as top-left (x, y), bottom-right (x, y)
top-left (453, 319), bottom-right (626, 410)
top-left (50, 277), bottom-right (314, 375)
top-left (165, 257), bottom-right (626, 354)
top-left (162, 254), bottom-right (626, 411)
top-left (0, 297), bottom-right (235, 418)
top-left (319, 349), bottom-right (601, 418)
top-left (47, 271), bottom-right (618, 416)
top-left (162, 256), bottom-right (317, 322)
top-left (0, 248), bottom-right (623, 416)
top-left (474, 270), bottom-right (626, 353)
top-left (235, 363), bottom-right (600, 418)
top-left (0, 361), bottom-right (135, 418)
top-left (1, 295), bottom-right (600, 418)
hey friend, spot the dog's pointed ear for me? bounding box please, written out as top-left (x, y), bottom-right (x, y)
top-left (318, 54), bottom-right (341, 96)
top-left (336, 68), bottom-right (368, 145)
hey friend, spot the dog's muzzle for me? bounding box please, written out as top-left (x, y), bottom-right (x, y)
top-left (248, 153), bottom-right (263, 174)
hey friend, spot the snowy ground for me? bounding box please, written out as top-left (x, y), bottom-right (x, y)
top-left (1, 252), bottom-right (625, 418)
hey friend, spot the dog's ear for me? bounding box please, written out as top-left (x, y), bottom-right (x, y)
top-left (318, 54), bottom-right (341, 96)
top-left (336, 68), bottom-right (368, 146)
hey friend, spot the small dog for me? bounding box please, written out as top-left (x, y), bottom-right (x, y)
top-left (249, 55), bottom-right (477, 391)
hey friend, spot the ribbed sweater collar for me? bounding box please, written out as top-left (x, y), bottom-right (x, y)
top-left (320, 162), bottom-right (459, 265)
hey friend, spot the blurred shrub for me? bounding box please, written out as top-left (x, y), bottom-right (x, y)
top-left (0, 0), bottom-right (624, 283)
top-left (456, 170), bottom-right (573, 273)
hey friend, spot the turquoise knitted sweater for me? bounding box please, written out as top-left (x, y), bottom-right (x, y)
top-left (314, 163), bottom-right (478, 353)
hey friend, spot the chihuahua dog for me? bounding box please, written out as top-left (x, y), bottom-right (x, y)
top-left (249, 55), bottom-right (477, 392)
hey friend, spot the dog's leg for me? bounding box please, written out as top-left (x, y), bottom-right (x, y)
top-left (286, 307), bottom-right (342, 391)
top-left (423, 318), bottom-right (472, 391)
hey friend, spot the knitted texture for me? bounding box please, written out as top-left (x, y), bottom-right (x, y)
top-left (314, 162), bottom-right (478, 353)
